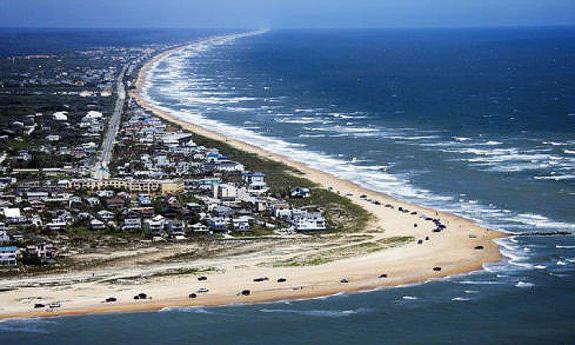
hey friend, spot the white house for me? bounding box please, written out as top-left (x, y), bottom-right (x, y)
top-left (232, 216), bottom-right (251, 232)
top-left (0, 230), bottom-right (10, 244)
top-left (122, 218), bottom-right (142, 231)
top-left (292, 211), bottom-right (326, 231)
top-left (44, 221), bottom-right (67, 232)
top-left (84, 110), bottom-right (103, 120)
top-left (215, 160), bottom-right (245, 172)
top-left (290, 187), bottom-right (311, 199)
top-left (213, 183), bottom-right (237, 202)
top-left (86, 197), bottom-right (100, 208)
top-left (189, 223), bottom-right (209, 233)
top-left (144, 215), bottom-right (166, 235)
top-left (90, 219), bottom-right (106, 230)
top-left (2, 208), bottom-right (26, 224)
top-left (242, 172), bottom-right (266, 185)
top-left (247, 181), bottom-right (269, 195)
top-left (97, 210), bottom-right (115, 221)
top-left (53, 111), bottom-right (68, 121)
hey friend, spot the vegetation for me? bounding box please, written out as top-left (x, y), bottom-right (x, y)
top-left (273, 236), bottom-right (415, 267)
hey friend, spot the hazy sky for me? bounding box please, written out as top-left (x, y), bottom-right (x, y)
top-left (1, 0), bottom-right (575, 29)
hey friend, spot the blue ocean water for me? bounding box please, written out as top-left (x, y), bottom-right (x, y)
top-left (3, 28), bottom-right (575, 344)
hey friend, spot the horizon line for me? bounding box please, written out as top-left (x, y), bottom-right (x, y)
top-left (1, 23), bottom-right (575, 31)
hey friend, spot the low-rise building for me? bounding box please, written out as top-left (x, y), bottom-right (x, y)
top-left (290, 187), bottom-right (311, 199)
top-left (292, 211), bottom-right (326, 231)
top-left (206, 217), bottom-right (229, 232)
top-left (213, 183), bottom-right (237, 202)
top-left (69, 178), bottom-right (184, 195)
top-left (0, 246), bottom-right (17, 267)
top-left (122, 218), bottom-right (142, 231)
top-left (90, 219), bottom-right (106, 230)
top-left (144, 215), bottom-right (166, 235)
top-left (232, 216), bottom-right (251, 232)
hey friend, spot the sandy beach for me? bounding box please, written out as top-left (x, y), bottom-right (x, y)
top-left (0, 42), bottom-right (505, 321)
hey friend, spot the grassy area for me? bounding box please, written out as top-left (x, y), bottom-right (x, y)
top-left (230, 224), bottom-right (275, 238)
top-left (101, 266), bottom-right (218, 285)
top-left (273, 236), bottom-right (414, 267)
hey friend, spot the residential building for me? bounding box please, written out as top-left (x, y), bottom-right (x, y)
top-left (0, 246), bottom-right (17, 267)
top-left (122, 218), bottom-right (142, 231)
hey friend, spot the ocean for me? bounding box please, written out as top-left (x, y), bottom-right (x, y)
top-left (2, 28), bottom-right (575, 344)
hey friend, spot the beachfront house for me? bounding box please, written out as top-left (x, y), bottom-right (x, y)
top-left (24, 244), bottom-right (57, 265)
top-left (232, 216), bottom-right (251, 232)
top-left (206, 216), bottom-right (229, 232)
top-left (290, 187), bottom-right (311, 199)
top-left (215, 159), bottom-right (245, 172)
top-left (189, 222), bottom-right (209, 233)
top-left (90, 219), bottom-right (106, 231)
top-left (242, 172), bottom-right (269, 195)
top-left (144, 215), bottom-right (166, 235)
top-left (242, 172), bottom-right (266, 185)
top-left (291, 211), bottom-right (327, 231)
top-left (166, 220), bottom-right (186, 237)
top-left (122, 218), bottom-right (142, 231)
top-left (0, 246), bottom-right (17, 267)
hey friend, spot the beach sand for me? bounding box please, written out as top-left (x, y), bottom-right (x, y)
top-left (0, 43), bottom-right (505, 320)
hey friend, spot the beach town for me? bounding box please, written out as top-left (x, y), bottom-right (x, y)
top-left (0, 36), bottom-right (504, 320)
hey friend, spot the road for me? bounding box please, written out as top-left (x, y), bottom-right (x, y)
top-left (92, 64), bottom-right (128, 180)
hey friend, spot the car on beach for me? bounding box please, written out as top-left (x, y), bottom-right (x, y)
top-left (197, 288), bottom-right (209, 293)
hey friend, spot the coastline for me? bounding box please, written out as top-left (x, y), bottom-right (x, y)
top-left (0, 39), bottom-right (505, 321)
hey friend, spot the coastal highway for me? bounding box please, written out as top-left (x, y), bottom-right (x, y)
top-left (93, 64), bottom-right (128, 180)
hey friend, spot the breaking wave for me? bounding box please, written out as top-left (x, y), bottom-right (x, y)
top-left (259, 308), bottom-right (371, 317)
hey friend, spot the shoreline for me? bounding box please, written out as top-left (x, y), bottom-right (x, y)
top-left (0, 37), bottom-right (506, 321)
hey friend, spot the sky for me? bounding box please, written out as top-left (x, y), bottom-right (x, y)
top-left (1, 0), bottom-right (575, 29)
